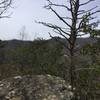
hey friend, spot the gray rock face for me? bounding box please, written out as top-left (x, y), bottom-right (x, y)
top-left (0, 75), bottom-right (72, 100)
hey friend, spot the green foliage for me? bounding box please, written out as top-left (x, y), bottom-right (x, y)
top-left (0, 39), bottom-right (67, 79)
top-left (81, 41), bottom-right (100, 64)
top-left (90, 29), bottom-right (100, 37)
top-left (78, 40), bottom-right (100, 99)
top-left (81, 12), bottom-right (100, 38)
top-left (81, 13), bottom-right (90, 32)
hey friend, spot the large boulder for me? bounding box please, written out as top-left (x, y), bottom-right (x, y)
top-left (0, 75), bottom-right (72, 100)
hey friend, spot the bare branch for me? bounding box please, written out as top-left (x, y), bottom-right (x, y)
top-left (44, 1), bottom-right (72, 28)
top-left (62, 16), bottom-right (72, 20)
top-left (89, 10), bottom-right (100, 16)
top-left (0, 0), bottom-right (12, 8)
top-left (0, 0), bottom-right (13, 19)
top-left (78, 6), bottom-right (98, 15)
top-left (0, 0), bottom-right (9, 5)
top-left (53, 28), bottom-right (71, 44)
top-left (80, 0), bottom-right (95, 6)
top-left (44, 2), bottom-right (70, 11)
top-left (37, 21), bottom-right (71, 36)
top-left (0, 15), bottom-right (10, 18)
top-left (49, 7), bottom-right (72, 28)
top-left (45, 0), bottom-right (70, 11)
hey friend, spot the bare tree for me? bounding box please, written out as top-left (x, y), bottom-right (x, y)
top-left (0, 0), bottom-right (13, 19)
top-left (38, 0), bottom-right (100, 99)
top-left (18, 26), bottom-right (28, 40)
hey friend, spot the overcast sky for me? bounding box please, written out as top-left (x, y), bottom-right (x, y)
top-left (0, 0), bottom-right (100, 40)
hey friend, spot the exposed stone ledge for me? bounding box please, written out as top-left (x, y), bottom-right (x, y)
top-left (0, 75), bottom-right (72, 100)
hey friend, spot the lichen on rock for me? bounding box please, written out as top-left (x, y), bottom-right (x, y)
top-left (0, 75), bottom-right (72, 100)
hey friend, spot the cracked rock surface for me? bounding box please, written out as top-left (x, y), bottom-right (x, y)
top-left (0, 75), bottom-right (72, 100)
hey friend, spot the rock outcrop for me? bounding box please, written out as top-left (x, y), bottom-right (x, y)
top-left (0, 75), bottom-right (72, 100)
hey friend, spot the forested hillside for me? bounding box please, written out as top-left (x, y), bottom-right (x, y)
top-left (0, 37), bottom-right (100, 99)
top-left (0, 37), bottom-right (99, 78)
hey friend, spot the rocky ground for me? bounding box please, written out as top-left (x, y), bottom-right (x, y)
top-left (0, 75), bottom-right (72, 100)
